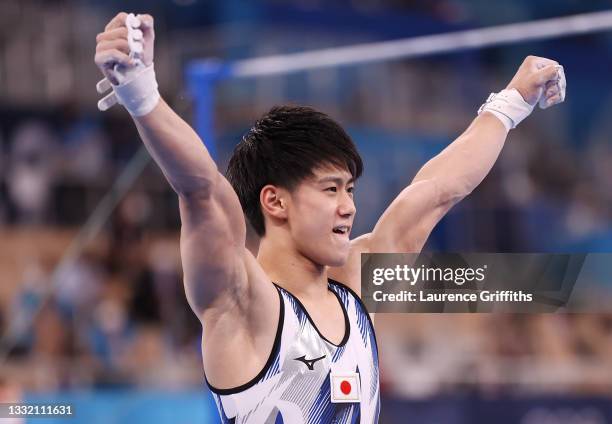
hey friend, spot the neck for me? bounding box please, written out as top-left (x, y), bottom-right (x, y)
top-left (257, 233), bottom-right (329, 299)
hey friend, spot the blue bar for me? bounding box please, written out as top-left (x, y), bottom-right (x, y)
top-left (185, 59), bottom-right (234, 160)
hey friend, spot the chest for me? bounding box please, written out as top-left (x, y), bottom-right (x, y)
top-left (299, 295), bottom-right (347, 346)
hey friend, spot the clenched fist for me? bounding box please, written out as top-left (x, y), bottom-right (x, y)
top-left (506, 55), bottom-right (565, 109)
top-left (95, 12), bottom-right (155, 85)
top-left (94, 12), bottom-right (160, 116)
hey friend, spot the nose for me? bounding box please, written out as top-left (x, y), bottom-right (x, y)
top-left (338, 191), bottom-right (356, 218)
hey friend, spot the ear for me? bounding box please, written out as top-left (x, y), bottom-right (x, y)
top-left (260, 185), bottom-right (288, 220)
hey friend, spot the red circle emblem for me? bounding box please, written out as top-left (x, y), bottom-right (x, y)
top-left (340, 380), bottom-right (352, 395)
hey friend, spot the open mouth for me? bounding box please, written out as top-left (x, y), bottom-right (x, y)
top-left (332, 225), bottom-right (350, 235)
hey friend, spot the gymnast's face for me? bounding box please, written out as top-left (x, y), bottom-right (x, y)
top-left (285, 164), bottom-right (356, 267)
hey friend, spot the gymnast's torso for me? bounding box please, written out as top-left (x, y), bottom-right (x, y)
top-left (207, 280), bottom-right (380, 424)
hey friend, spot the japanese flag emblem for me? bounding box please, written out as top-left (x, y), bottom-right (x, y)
top-left (330, 372), bottom-right (360, 403)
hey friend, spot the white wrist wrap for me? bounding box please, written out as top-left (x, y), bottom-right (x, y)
top-left (112, 65), bottom-right (160, 116)
top-left (477, 88), bottom-right (534, 131)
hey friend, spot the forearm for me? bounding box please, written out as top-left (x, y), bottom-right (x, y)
top-left (133, 98), bottom-right (219, 196)
top-left (413, 112), bottom-right (508, 203)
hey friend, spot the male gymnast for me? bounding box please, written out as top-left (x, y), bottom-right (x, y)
top-left (94, 12), bottom-right (566, 423)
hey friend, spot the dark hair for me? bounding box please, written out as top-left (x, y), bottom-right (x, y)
top-left (226, 105), bottom-right (363, 237)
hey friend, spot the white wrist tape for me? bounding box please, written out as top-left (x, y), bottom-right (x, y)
top-left (112, 65), bottom-right (160, 116)
top-left (477, 88), bottom-right (534, 131)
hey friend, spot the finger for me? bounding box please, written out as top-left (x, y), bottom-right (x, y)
top-left (96, 39), bottom-right (130, 55)
top-left (543, 81), bottom-right (557, 98)
top-left (95, 49), bottom-right (132, 68)
top-left (96, 27), bottom-right (128, 43)
top-left (98, 92), bottom-right (118, 111)
top-left (544, 77), bottom-right (557, 89)
top-left (137, 14), bottom-right (154, 30)
top-left (541, 93), bottom-right (563, 109)
top-left (557, 66), bottom-right (566, 92)
top-left (545, 85), bottom-right (559, 98)
top-left (136, 14), bottom-right (155, 39)
top-left (96, 78), bottom-right (112, 94)
top-left (530, 56), bottom-right (558, 70)
top-left (534, 64), bottom-right (561, 85)
top-left (105, 12), bottom-right (128, 31)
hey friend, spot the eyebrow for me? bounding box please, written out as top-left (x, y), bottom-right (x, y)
top-left (316, 176), bottom-right (355, 185)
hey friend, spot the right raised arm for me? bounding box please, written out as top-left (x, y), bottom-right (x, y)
top-left (94, 13), bottom-right (260, 317)
top-left (134, 100), bottom-right (249, 315)
top-left (95, 12), bottom-right (284, 389)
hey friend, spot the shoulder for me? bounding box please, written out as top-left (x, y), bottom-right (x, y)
top-left (350, 232), bottom-right (371, 252)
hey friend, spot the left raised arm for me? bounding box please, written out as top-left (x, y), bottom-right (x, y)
top-left (366, 55), bottom-right (565, 253)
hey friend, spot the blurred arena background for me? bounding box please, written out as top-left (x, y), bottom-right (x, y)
top-left (1, 0), bottom-right (612, 423)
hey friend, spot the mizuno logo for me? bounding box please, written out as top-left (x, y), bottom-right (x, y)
top-left (294, 354), bottom-right (326, 370)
